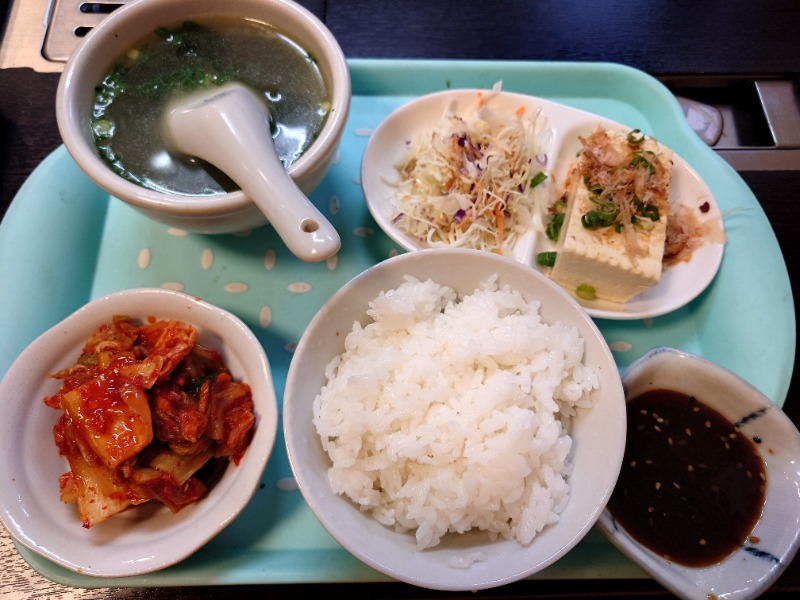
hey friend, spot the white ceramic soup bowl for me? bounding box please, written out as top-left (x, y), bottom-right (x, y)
top-left (283, 248), bottom-right (627, 591)
top-left (0, 288), bottom-right (279, 577)
top-left (56, 0), bottom-right (350, 235)
top-left (596, 347), bottom-right (800, 600)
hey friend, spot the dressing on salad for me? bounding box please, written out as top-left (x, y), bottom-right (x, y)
top-left (391, 86), bottom-right (550, 255)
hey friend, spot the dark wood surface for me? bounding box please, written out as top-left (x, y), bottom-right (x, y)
top-left (1, 1), bottom-right (798, 598)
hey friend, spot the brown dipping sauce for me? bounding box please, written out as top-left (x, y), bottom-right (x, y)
top-left (607, 389), bottom-right (766, 567)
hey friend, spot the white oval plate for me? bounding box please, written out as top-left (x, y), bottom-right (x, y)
top-left (596, 347), bottom-right (800, 600)
top-left (0, 288), bottom-right (278, 577)
top-left (361, 89), bottom-right (725, 321)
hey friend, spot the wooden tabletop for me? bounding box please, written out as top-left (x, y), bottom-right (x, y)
top-left (1, 1), bottom-right (799, 598)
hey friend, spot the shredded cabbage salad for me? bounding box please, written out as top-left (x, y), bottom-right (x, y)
top-left (391, 85), bottom-right (551, 255)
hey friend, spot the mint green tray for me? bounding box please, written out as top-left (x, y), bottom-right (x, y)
top-left (0, 60), bottom-right (794, 588)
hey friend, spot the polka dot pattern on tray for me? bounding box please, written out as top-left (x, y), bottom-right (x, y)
top-left (92, 101), bottom-right (397, 391)
top-left (88, 95), bottom-right (710, 404)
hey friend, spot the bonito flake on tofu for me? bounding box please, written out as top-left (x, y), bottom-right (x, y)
top-left (548, 127), bottom-right (673, 303)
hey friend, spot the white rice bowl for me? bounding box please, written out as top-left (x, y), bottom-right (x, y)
top-left (284, 248), bottom-right (626, 591)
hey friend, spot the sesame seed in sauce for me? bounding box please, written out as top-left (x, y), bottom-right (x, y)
top-left (607, 388), bottom-right (766, 568)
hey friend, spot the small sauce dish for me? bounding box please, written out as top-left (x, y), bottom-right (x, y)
top-left (597, 346), bottom-right (800, 600)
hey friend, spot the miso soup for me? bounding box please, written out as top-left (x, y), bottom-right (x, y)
top-left (92, 19), bottom-right (330, 196)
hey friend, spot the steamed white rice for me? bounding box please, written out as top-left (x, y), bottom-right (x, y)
top-left (312, 275), bottom-right (598, 550)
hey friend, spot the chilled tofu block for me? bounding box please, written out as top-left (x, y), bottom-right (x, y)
top-left (549, 127), bottom-right (673, 303)
top-left (551, 198), bottom-right (667, 302)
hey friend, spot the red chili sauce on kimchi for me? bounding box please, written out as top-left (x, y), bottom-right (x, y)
top-left (44, 316), bottom-right (256, 528)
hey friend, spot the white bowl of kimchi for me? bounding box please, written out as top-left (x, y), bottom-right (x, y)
top-left (0, 288), bottom-right (278, 577)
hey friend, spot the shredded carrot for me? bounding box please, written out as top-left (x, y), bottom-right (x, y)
top-left (494, 203), bottom-right (505, 250)
top-left (392, 86), bottom-right (548, 255)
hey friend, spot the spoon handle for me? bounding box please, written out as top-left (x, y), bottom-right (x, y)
top-left (166, 83), bottom-right (341, 262)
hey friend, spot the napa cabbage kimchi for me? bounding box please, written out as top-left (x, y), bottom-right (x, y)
top-left (43, 316), bottom-right (256, 528)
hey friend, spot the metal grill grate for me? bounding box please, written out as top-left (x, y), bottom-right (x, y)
top-left (0, 0), bottom-right (132, 71)
top-left (43, 0), bottom-right (130, 62)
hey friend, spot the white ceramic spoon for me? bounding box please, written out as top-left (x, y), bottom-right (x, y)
top-left (166, 83), bottom-right (340, 262)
